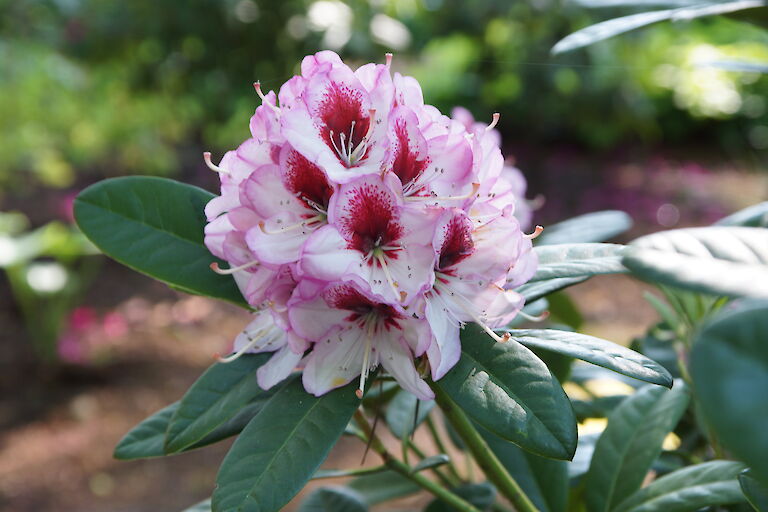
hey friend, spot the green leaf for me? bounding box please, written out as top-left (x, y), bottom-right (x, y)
top-left (114, 396), bottom-right (269, 461)
top-left (114, 402), bottom-right (177, 460)
top-left (181, 499), bottom-right (212, 512)
top-left (583, 383), bottom-right (690, 512)
top-left (347, 470), bottom-right (421, 505)
top-left (690, 299), bottom-right (768, 484)
top-left (530, 243), bottom-right (627, 282)
top-left (385, 389), bottom-right (435, 439)
top-left (480, 427), bottom-right (568, 512)
top-left (414, 454), bottom-right (451, 472)
top-left (716, 202), bottom-right (768, 227)
top-left (551, 1), bottom-right (766, 54)
top-left (536, 211), bottom-right (632, 245)
top-left (298, 487), bottom-right (368, 512)
top-left (740, 469), bottom-right (768, 511)
top-left (212, 376), bottom-right (360, 512)
top-left (424, 483), bottom-right (496, 512)
top-left (74, 176), bottom-right (247, 307)
top-left (165, 354), bottom-right (274, 453)
top-left (436, 324), bottom-right (577, 460)
top-left (514, 276), bottom-right (589, 303)
top-left (571, 395), bottom-right (626, 422)
top-left (623, 227), bottom-right (768, 298)
top-left (613, 460), bottom-right (747, 512)
top-left (508, 329), bottom-right (673, 387)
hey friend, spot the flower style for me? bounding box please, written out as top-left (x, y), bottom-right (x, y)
top-left (203, 51), bottom-right (540, 399)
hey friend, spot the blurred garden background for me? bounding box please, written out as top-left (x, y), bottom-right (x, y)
top-left (1, 0), bottom-right (767, 510)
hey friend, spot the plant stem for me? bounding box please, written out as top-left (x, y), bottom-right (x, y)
top-left (353, 410), bottom-right (482, 512)
top-left (425, 415), bottom-right (464, 483)
top-left (430, 384), bottom-right (540, 512)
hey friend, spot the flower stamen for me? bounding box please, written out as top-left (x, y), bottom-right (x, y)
top-left (210, 260), bottom-right (259, 274)
top-left (523, 225), bottom-right (544, 240)
top-left (486, 113), bottom-right (500, 132)
top-left (253, 81), bottom-right (282, 115)
top-left (203, 152), bottom-right (229, 174)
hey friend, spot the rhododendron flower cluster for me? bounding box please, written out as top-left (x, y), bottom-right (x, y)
top-left (204, 51), bottom-right (538, 400)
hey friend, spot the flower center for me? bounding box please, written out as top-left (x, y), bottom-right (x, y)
top-left (317, 82), bottom-right (375, 167)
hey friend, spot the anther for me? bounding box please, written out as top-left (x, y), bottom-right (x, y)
top-left (210, 260), bottom-right (259, 275)
top-left (385, 53), bottom-right (393, 69)
top-left (523, 225), bottom-right (544, 240)
top-left (355, 389), bottom-right (364, 399)
top-left (486, 113), bottom-right (500, 132)
top-left (203, 152), bottom-right (229, 174)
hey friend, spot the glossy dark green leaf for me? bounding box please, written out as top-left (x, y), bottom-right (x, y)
top-left (691, 299), bottom-right (768, 484)
top-left (740, 469), bottom-right (768, 511)
top-left (114, 397), bottom-right (268, 461)
top-left (74, 176), bottom-right (246, 307)
top-left (385, 389), bottom-right (435, 439)
top-left (515, 276), bottom-right (589, 303)
top-left (536, 211), bottom-right (632, 245)
top-left (716, 202), bottom-right (768, 227)
top-left (583, 383), bottom-right (690, 512)
top-left (212, 376), bottom-right (360, 512)
top-left (298, 487), bottom-right (368, 512)
top-left (480, 427), bottom-right (568, 512)
top-left (531, 243), bottom-right (627, 282)
top-left (551, 1), bottom-right (766, 54)
top-left (114, 402), bottom-right (177, 460)
top-left (508, 329), bottom-right (672, 387)
top-left (436, 324), bottom-right (577, 460)
top-left (623, 227), bottom-right (768, 298)
top-left (424, 483), bottom-right (496, 512)
top-left (613, 460), bottom-right (747, 512)
top-left (347, 470), bottom-right (421, 505)
top-left (165, 354), bottom-right (274, 453)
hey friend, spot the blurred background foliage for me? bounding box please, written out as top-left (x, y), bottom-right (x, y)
top-left (2, 0), bottom-right (767, 197)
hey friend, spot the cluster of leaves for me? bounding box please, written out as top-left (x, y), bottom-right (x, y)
top-left (74, 176), bottom-right (768, 511)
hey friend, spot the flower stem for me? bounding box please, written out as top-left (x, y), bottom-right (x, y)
top-left (353, 410), bottom-right (482, 512)
top-left (429, 383), bottom-right (540, 512)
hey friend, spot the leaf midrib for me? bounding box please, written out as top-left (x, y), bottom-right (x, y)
top-left (167, 371), bottom-right (264, 452)
top-left (458, 346), bottom-right (565, 450)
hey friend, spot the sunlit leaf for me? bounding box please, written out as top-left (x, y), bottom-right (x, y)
top-left (536, 211), bottom-right (632, 245)
top-left (623, 226), bottom-right (768, 298)
top-left (583, 383), bottom-right (690, 512)
top-left (530, 243), bottom-right (627, 282)
top-left (181, 498), bottom-right (212, 512)
top-left (436, 324), bottom-right (577, 460)
top-left (74, 176), bottom-right (247, 307)
top-left (508, 329), bottom-right (673, 387)
top-left (552, 0), bottom-right (766, 54)
top-left (613, 460), bottom-right (747, 512)
top-left (715, 201), bottom-right (768, 227)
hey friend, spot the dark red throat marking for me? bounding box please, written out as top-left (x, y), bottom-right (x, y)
top-left (283, 148), bottom-right (333, 209)
top-left (340, 184), bottom-right (403, 257)
top-left (391, 119), bottom-right (429, 187)
top-left (325, 284), bottom-right (403, 331)
top-left (317, 82), bottom-right (371, 166)
top-left (438, 214), bottom-right (474, 270)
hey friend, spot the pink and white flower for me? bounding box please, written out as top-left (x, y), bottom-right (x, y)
top-left (203, 51), bottom-right (540, 399)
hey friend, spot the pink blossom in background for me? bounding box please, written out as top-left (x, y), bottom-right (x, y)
top-left (204, 51), bottom-right (539, 399)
